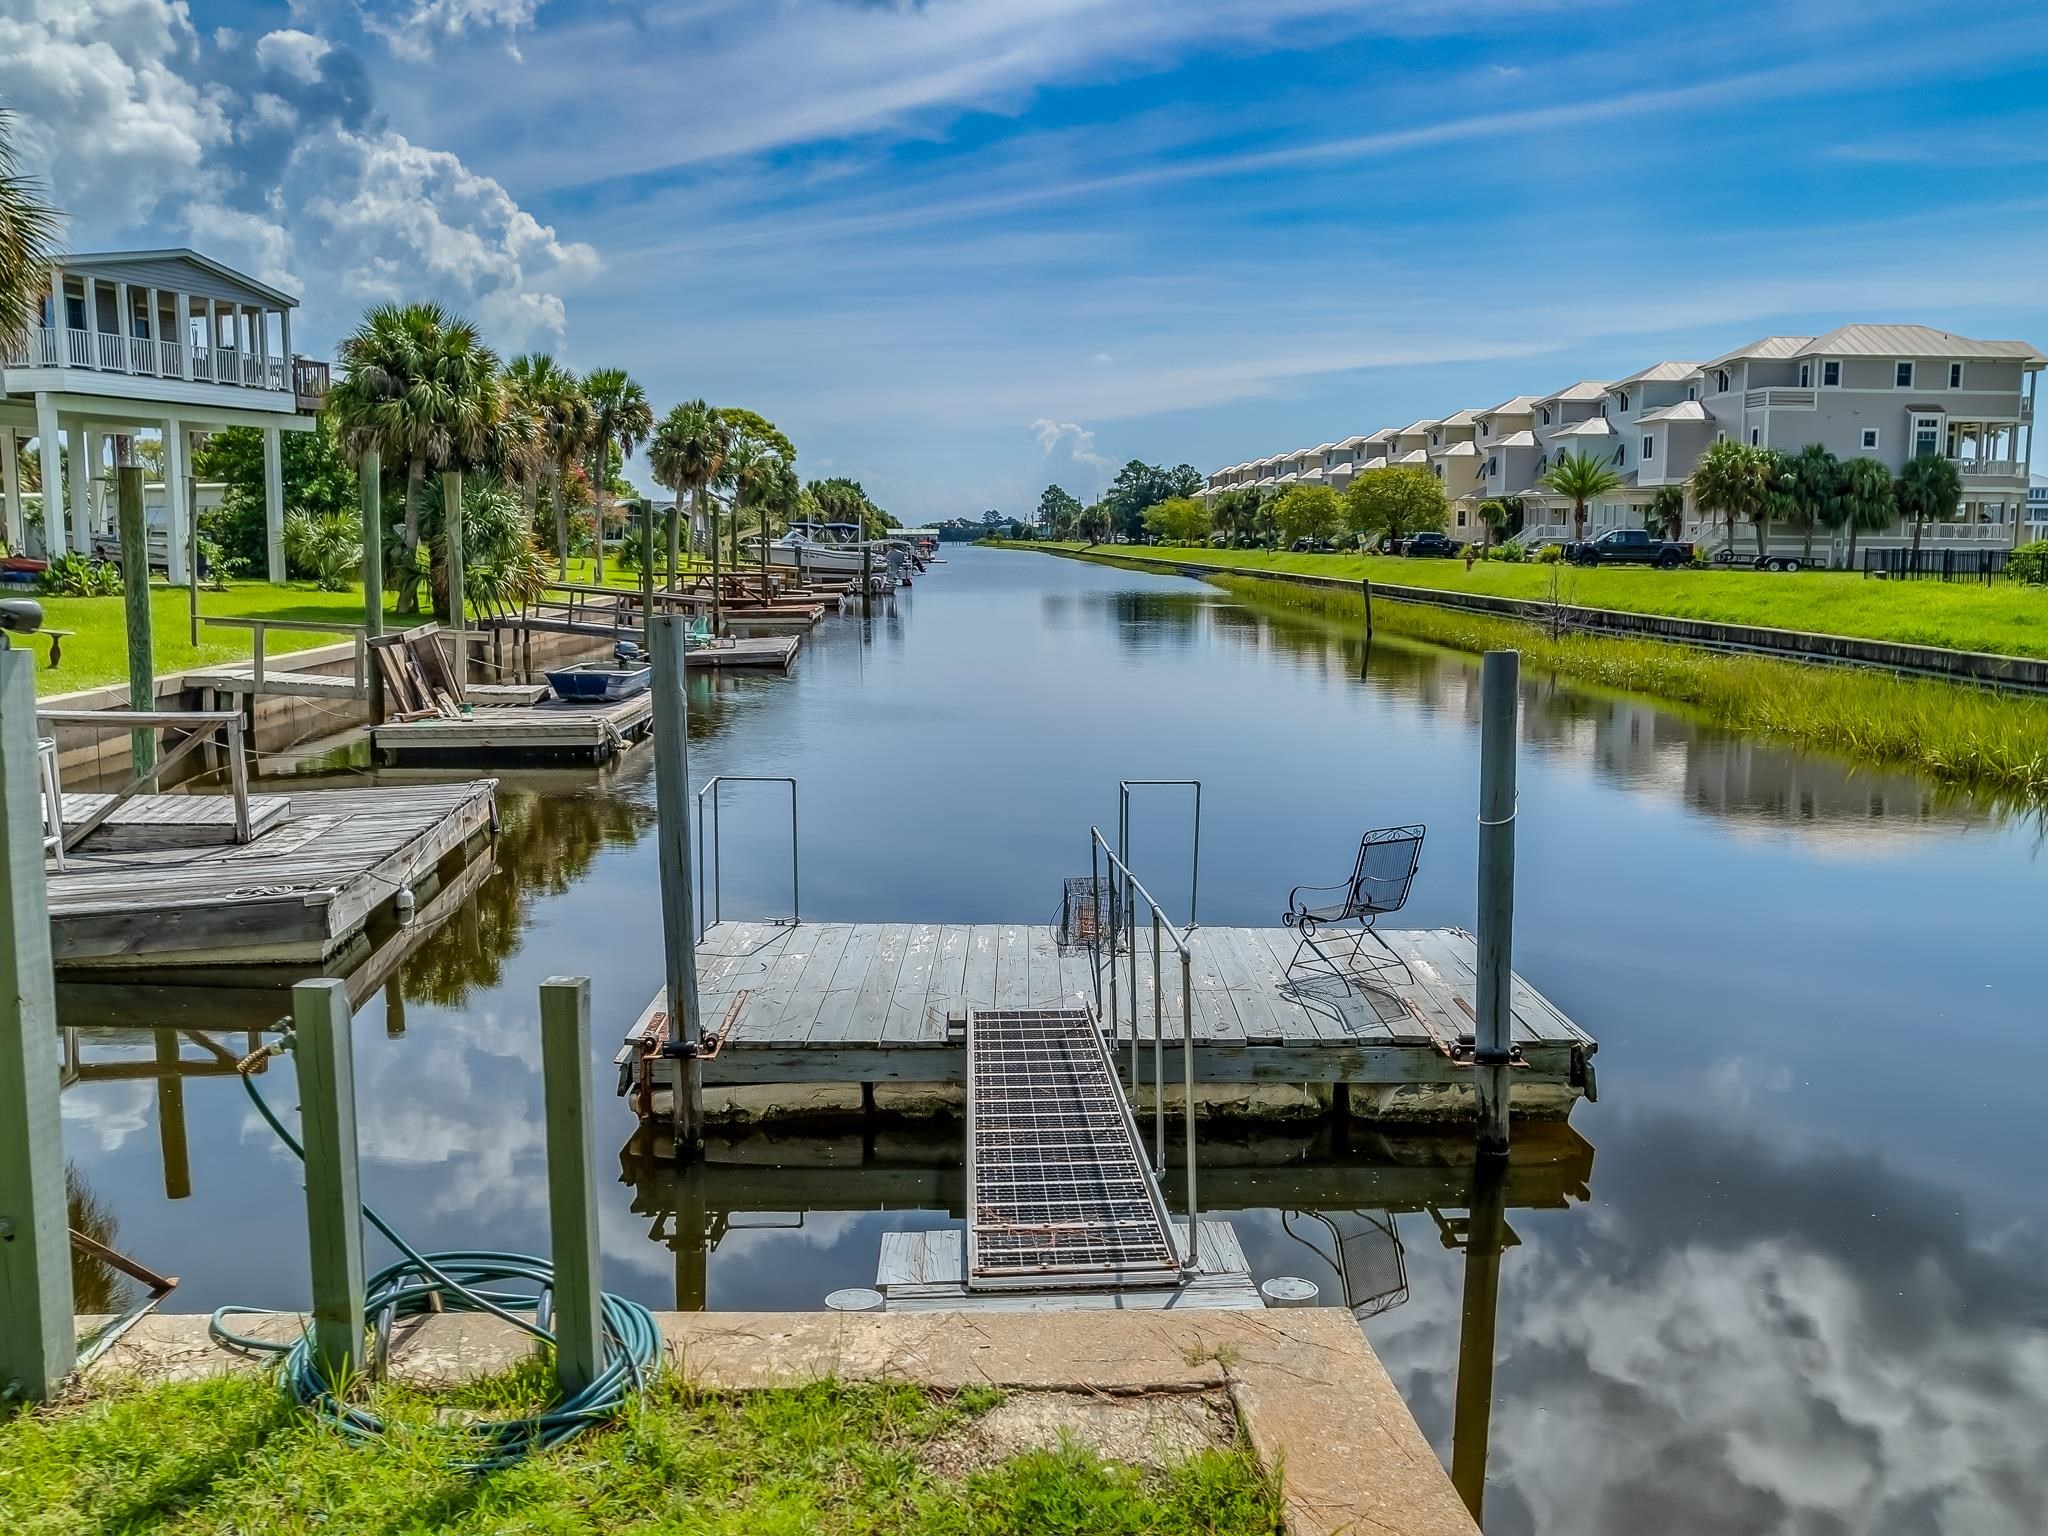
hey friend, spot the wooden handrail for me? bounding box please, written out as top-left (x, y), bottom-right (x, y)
top-left (36, 709), bottom-right (253, 849)
top-left (199, 615), bottom-right (367, 694)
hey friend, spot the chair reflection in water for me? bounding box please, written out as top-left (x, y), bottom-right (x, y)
top-left (1281, 1209), bottom-right (1409, 1319)
top-left (1282, 824), bottom-right (1425, 995)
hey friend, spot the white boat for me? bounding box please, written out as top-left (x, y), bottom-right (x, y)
top-left (749, 522), bottom-right (889, 577)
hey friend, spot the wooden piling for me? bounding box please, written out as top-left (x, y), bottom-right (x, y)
top-left (1361, 578), bottom-right (1373, 643)
top-left (1449, 1153), bottom-right (1508, 1523)
top-left (443, 470), bottom-right (465, 691)
top-left (539, 976), bottom-right (604, 1395)
top-left (117, 467), bottom-right (156, 777)
top-left (0, 647), bottom-right (76, 1403)
top-left (292, 978), bottom-right (366, 1387)
top-left (650, 615), bottom-right (704, 1149)
top-left (153, 1028), bottom-right (191, 1201)
top-left (861, 543), bottom-right (872, 618)
top-left (640, 498), bottom-right (656, 645)
top-left (360, 448), bottom-right (385, 722)
top-left (1474, 650), bottom-right (1519, 1154)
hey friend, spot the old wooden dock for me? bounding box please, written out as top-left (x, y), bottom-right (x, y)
top-left (371, 692), bottom-right (655, 766)
top-left (47, 779), bottom-right (497, 968)
top-left (619, 920), bottom-right (1596, 1124)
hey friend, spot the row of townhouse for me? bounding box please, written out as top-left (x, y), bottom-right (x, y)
top-left (1203, 325), bottom-right (2043, 553)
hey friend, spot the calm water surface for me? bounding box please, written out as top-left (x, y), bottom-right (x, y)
top-left (57, 547), bottom-right (2048, 1534)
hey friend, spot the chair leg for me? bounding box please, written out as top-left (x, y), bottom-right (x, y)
top-left (1287, 927), bottom-right (1354, 998)
top-left (1351, 923), bottom-right (1414, 985)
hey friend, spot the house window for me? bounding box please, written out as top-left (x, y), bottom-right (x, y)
top-left (1430, 431), bottom-right (1440, 447)
top-left (1486, 456), bottom-right (1497, 476)
top-left (1861, 428), bottom-right (1880, 450)
top-left (1433, 463), bottom-right (1442, 479)
top-left (1822, 360), bottom-right (1841, 387)
top-left (1715, 370), bottom-right (1730, 392)
top-left (1914, 416), bottom-right (1941, 458)
top-left (1895, 361), bottom-right (1914, 388)
top-left (1641, 435), bottom-right (1655, 461)
top-left (1750, 428), bottom-right (1761, 446)
top-left (1949, 361), bottom-right (1964, 389)
top-left (1540, 407), bottom-right (1551, 425)
top-left (1457, 509), bottom-right (1468, 528)
top-left (1798, 363), bottom-right (1812, 388)
top-left (1617, 391), bottom-right (1629, 412)
top-left (1687, 385), bottom-right (1698, 401)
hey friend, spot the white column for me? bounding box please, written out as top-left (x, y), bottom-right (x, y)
top-left (255, 306), bottom-right (268, 387)
top-left (164, 417), bottom-right (189, 585)
top-left (80, 428), bottom-right (103, 537)
top-left (263, 423), bottom-right (285, 583)
top-left (114, 281), bottom-right (131, 372)
top-left (281, 308), bottom-right (293, 371)
top-left (66, 420), bottom-right (93, 551)
top-left (0, 429), bottom-right (18, 549)
top-left (176, 292), bottom-right (192, 380)
top-left (48, 265), bottom-right (62, 347)
top-left (32, 393), bottom-right (63, 558)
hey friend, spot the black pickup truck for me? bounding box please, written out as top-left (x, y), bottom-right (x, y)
top-left (1564, 528), bottom-right (1693, 568)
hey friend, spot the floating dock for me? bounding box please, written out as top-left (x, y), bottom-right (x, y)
top-left (372, 692), bottom-right (654, 766)
top-left (618, 921), bottom-right (1596, 1127)
top-left (47, 779), bottom-right (497, 968)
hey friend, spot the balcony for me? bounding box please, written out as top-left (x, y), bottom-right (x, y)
top-left (1, 326), bottom-right (289, 394)
top-left (1744, 387), bottom-right (1816, 409)
top-left (1951, 456), bottom-right (2025, 486)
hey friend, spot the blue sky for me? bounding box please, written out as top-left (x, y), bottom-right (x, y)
top-left (5, 0), bottom-right (2047, 517)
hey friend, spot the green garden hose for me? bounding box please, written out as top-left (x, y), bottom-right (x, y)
top-left (209, 1035), bottom-right (662, 1472)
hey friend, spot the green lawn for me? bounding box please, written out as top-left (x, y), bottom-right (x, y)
top-left (0, 1373), bottom-right (1281, 1535)
top-left (1018, 543), bottom-right (2048, 659)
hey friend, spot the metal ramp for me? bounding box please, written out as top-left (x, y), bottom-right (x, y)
top-left (966, 1007), bottom-right (1184, 1291)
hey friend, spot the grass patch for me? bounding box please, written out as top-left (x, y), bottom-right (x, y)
top-left (0, 1373), bottom-right (1283, 1535)
top-left (1009, 542), bottom-right (2048, 659)
top-left (1198, 570), bottom-right (2048, 804)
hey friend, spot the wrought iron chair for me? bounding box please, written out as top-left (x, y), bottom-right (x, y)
top-left (1282, 824), bottom-right (1424, 993)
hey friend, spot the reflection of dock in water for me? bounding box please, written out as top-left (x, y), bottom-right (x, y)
top-left (619, 1122), bottom-right (1594, 1311)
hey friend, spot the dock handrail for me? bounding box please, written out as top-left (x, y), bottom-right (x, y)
top-left (1088, 826), bottom-right (1199, 1272)
top-left (694, 775), bottom-right (799, 938)
top-left (34, 708), bottom-right (254, 850)
top-left (1117, 778), bottom-right (1200, 926)
top-left (200, 615), bottom-right (368, 698)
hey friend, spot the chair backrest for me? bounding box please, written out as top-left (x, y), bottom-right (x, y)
top-left (1347, 824), bottom-right (1424, 917)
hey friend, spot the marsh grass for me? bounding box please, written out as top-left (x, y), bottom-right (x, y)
top-left (1201, 572), bottom-right (2048, 803)
top-left (0, 1372), bottom-right (1282, 1535)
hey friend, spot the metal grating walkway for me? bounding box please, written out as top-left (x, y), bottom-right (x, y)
top-left (965, 1007), bottom-right (1183, 1291)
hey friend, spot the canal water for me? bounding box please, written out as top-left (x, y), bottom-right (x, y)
top-left (56, 547), bottom-right (2047, 1534)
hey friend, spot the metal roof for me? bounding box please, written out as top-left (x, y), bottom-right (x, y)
top-left (1493, 430), bottom-right (1538, 448)
top-left (1609, 360), bottom-right (1700, 388)
top-left (1436, 441), bottom-right (1480, 457)
top-left (1396, 418), bottom-right (1439, 435)
top-left (1437, 407), bottom-right (1481, 428)
top-left (1534, 379), bottom-right (1610, 405)
top-left (1480, 395), bottom-right (1540, 417)
top-left (1701, 335), bottom-right (1814, 368)
top-left (1557, 416), bottom-right (1618, 437)
top-left (60, 248), bottom-right (299, 309)
top-left (1636, 400), bottom-right (1713, 424)
top-left (1801, 324), bottom-right (2046, 365)
top-left (1396, 448), bottom-right (1429, 464)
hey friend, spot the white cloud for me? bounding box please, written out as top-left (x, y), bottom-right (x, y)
top-left (360, 0), bottom-right (547, 63)
top-left (254, 27), bottom-right (333, 83)
top-left (0, 0), bottom-right (597, 353)
top-left (1031, 417), bottom-right (1115, 473)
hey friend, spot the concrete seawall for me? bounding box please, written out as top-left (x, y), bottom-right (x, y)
top-left (1039, 546), bottom-right (2048, 692)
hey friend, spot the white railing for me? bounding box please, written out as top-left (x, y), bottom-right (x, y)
top-left (6, 328), bottom-right (300, 392)
top-left (1744, 387), bottom-right (1817, 409)
top-left (190, 345), bottom-right (214, 382)
top-left (1516, 522), bottom-right (1573, 546)
top-left (158, 338), bottom-right (184, 377)
top-left (66, 327), bottom-right (93, 366)
top-left (1926, 522), bottom-right (2005, 542)
top-left (94, 331), bottom-right (122, 370)
top-left (126, 335), bottom-right (156, 375)
top-left (1952, 458), bottom-right (2024, 481)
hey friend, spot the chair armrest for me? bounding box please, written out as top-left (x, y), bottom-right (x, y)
top-left (1285, 878), bottom-right (1350, 912)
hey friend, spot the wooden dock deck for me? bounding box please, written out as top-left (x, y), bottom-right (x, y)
top-left (371, 692), bottom-right (654, 765)
top-left (47, 779), bottom-right (497, 968)
top-left (620, 921), bottom-right (1596, 1124)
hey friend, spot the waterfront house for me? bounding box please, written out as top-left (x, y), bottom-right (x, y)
top-left (0, 249), bottom-right (323, 579)
top-left (2029, 475), bottom-right (2047, 539)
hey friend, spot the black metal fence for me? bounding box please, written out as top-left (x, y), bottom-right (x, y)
top-left (1861, 545), bottom-right (2009, 583)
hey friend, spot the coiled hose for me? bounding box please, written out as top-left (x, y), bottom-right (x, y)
top-left (209, 1035), bottom-right (662, 1472)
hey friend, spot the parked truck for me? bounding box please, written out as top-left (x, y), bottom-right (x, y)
top-left (1564, 528), bottom-right (1694, 569)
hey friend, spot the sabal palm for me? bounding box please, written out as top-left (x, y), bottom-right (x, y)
top-left (0, 110), bottom-right (60, 357)
top-left (582, 368), bottom-right (651, 583)
top-left (650, 400), bottom-right (731, 587)
top-left (1834, 457), bottom-right (1896, 568)
top-left (1647, 484), bottom-right (1687, 541)
top-left (1895, 452), bottom-right (1962, 556)
top-left (1788, 443), bottom-right (1839, 561)
top-left (504, 353), bottom-right (590, 574)
top-left (1687, 439), bottom-right (1767, 557)
top-left (1538, 451), bottom-right (1624, 540)
top-left (329, 302), bottom-right (501, 611)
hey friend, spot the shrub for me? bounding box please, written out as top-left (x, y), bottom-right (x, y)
top-left (2009, 540), bottom-right (2048, 586)
top-left (1536, 543), bottom-right (1564, 564)
top-left (1494, 541), bottom-right (1527, 563)
top-left (38, 553), bottom-right (121, 597)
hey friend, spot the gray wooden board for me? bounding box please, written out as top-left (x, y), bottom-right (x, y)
top-left (806, 925), bottom-right (883, 1044)
top-left (926, 923), bottom-right (972, 1025)
top-left (845, 924), bottom-right (914, 1044)
top-left (993, 924), bottom-right (1029, 1009)
top-left (882, 923), bottom-right (943, 1043)
top-left (61, 792), bottom-right (292, 851)
top-left (768, 923), bottom-right (856, 1039)
top-left (184, 667), bottom-right (363, 701)
top-left (875, 1222), bottom-right (1261, 1312)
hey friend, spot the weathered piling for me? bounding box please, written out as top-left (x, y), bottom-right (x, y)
top-left (360, 447), bottom-right (384, 720)
top-left (0, 644), bottom-right (75, 1403)
top-left (1474, 649), bottom-right (1519, 1154)
top-left (1450, 1153), bottom-right (1508, 1523)
top-left (539, 976), bottom-right (603, 1393)
top-left (861, 543), bottom-right (873, 617)
top-left (292, 977), bottom-right (366, 1386)
top-left (443, 470), bottom-right (466, 690)
top-left (1361, 577), bottom-right (1373, 643)
top-left (117, 466), bottom-right (156, 777)
top-left (650, 615), bottom-right (704, 1149)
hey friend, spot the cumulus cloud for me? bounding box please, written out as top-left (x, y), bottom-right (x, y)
top-left (0, 0), bottom-right (597, 352)
top-left (360, 0), bottom-right (548, 63)
top-left (1031, 417), bottom-right (1115, 473)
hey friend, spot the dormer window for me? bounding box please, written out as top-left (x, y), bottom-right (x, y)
top-left (1949, 361), bottom-right (1964, 388)
top-left (1540, 407), bottom-right (1552, 425)
top-left (1715, 369), bottom-right (1730, 393)
top-left (1617, 391), bottom-right (1629, 413)
top-left (1798, 362), bottom-right (1812, 388)
top-left (1822, 359), bottom-right (1840, 386)
top-left (1687, 385), bottom-right (1698, 401)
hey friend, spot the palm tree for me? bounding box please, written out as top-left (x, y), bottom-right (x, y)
top-left (0, 110), bottom-right (60, 358)
top-left (329, 302), bottom-right (501, 612)
top-left (1787, 444), bottom-right (1839, 563)
top-left (1647, 484), bottom-right (1687, 541)
top-left (1895, 452), bottom-right (1962, 557)
top-left (1688, 439), bottom-right (1767, 559)
top-left (498, 356), bottom-right (563, 534)
top-left (1476, 498), bottom-right (1511, 549)
top-left (1833, 456), bottom-right (1895, 570)
top-left (756, 457), bottom-right (801, 583)
top-left (807, 477), bottom-right (873, 536)
top-left (582, 368), bottom-right (652, 586)
top-left (504, 354), bottom-right (591, 579)
top-left (649, 401), bottom-right (731, 597)
top-left (1755, 447), bottom-right (1798, 559)
top-left (1538, 451), bottom-right (1624, 541)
